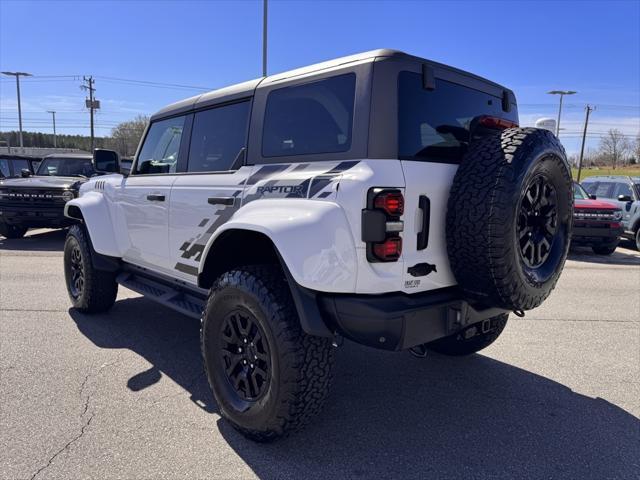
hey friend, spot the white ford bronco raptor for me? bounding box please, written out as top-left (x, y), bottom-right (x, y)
top-left (63, 50), bottom-right (573, 441)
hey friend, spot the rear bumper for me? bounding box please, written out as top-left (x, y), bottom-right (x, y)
top-left (316, 287), bottom-right (507, 351)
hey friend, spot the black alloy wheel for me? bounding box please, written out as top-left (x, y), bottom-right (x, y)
top-left (68, 243), bottom-right (85, 299)
top-left (517, 174), bottom-right (558, 268)
top-left (220, 309), bottom-right (271, 402)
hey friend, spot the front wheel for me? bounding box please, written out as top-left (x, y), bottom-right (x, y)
top-left (0, 223), bottom-right (27, 239)
top-left (426, 314), bottom-right (509, 356)
top-left (64, 225), bottom-right (118, 313)
top-left (635, 228), bottom-right (640, 251)
top-left (201, 265), bottom-right (334, 442)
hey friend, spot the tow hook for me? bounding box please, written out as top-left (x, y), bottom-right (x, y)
top-left (409, 344), bottom-right (428, 358)
top-left (513, 310), bottom-right (525, 318)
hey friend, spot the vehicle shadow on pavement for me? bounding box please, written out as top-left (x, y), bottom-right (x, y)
top-left (70, 297), bottom-right (639, 479)
top-left (568, 245), bottom-right (640, 266)
top-left (0, 228), bottom-right (66, 252)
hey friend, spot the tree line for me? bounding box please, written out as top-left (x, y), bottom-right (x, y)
top-left (0, 115), bottom-right (149, 158)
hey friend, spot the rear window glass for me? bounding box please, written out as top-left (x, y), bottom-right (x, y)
top-left (398, 72), bottom-right (517, 162)
top-left (262, 73), bottom-right (356, 158)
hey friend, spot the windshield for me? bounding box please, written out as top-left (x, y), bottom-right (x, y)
top-left (573, 182), bottom-right (589, 200)
top-left (37, 157), bottom-right (95, 177)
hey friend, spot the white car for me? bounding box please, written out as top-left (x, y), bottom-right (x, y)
top-left (63, 49), bottom-right (573, 441)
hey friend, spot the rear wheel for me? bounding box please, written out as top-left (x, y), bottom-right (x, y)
top-left (201, 265), bottom-right (334, 442)
top-left (0, 222), bottom-right (27, 239)
top-left (426, 314), bottom-right (508, 356)
top-left (635, 228), bottom-right (640, 251)
top-left (64, 225), bottom-right (118, 313)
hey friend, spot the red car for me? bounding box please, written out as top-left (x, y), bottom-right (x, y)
top-left (572, 182), bottom-right (623, 254)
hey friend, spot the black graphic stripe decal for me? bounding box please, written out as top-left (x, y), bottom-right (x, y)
top-left (175, 262), bottom-right (198, 276)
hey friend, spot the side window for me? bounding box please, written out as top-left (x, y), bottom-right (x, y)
top-left (262, 73), bottom-right (356, 158)
top-left (614, 182), bottom-right (633, 199)
top-left (593, 182), bottom-right (615, 199)
top-left (187, 101), bottom-right (250, 172)
top-left (135, 116), bottom-right (185, 174)
top-left (12, 159), bottom-right (29, 174)
top-left (0, 159), bottom-right (10, 177)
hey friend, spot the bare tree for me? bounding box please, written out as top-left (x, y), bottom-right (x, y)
top-left (107, 115), bottom-right (149, 157)
top-left (598, 129), bottom-right (630, 169)
top-left (633, 132), bottom-right (640, 165)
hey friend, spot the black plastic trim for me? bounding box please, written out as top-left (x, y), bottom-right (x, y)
top-left (417, 195), bottom-right (430, 250)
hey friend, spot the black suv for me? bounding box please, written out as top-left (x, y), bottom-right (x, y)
top-left (0, 153), bottom-right (94, 239)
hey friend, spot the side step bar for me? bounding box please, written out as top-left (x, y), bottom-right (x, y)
top-left (116, 272), bottom-right (206, 319)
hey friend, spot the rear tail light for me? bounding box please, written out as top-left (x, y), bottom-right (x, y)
top-left (477, 115), bottom-right (519, 130)
top-left (362, 188), bottom-right (404, 262)
top-left (374, 192), bottom-right (404, 216)
top-left (373, 237), bottom-right (402, 261)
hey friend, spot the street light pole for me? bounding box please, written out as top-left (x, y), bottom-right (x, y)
top-left (547, 90), bottom-right (577, 137)
top-left (577, 105), bottom-right (594, 183)
top-left (47, 110), bottom-right (57, 148)
top-left (262, 0), bottom-right (268, 77)
top-left (1, 71), bottom-right (33, 148)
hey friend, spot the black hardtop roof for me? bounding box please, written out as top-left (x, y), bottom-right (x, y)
top-left (42, 153), bottom-right (92, 160)
top-left (151, 49), bottom-right (514, 121)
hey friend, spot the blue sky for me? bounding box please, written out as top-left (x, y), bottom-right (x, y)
top-left (1, 0), bottom-right (638, 156)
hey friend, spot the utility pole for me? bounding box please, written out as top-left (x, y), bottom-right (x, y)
top-left (262, 0), bottom-right (268, 77)
top-left (548, 90), bottom-right (577, 137)
top-left (82, 76), bottom-right (99, 151)
top-left (47, 110), bottom-right (57, 148)
top-left (577, 105), bottom-right (594, 183)
top-left (1, 71), bottom-right (33, 148)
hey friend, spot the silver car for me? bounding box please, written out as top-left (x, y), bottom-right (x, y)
top-left (582, 175), bottom-right (640, 250)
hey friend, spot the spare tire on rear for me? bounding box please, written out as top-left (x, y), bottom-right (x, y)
top-left (446, 127), bottom-right (572, 311)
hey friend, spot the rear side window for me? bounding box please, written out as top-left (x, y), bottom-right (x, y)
top-left (262, 73), bottom-right (356, 157)
top-left (136, 116), bottom-right (185, 174)
top-left (187, 101), bottom-right (250, 172)
top-left (398, 72), bottom-right (517, 163)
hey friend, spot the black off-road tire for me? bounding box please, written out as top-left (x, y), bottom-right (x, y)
top-left (63, 225), bottom-right (118, 313)
top-left (635, 228), bottom-right (640, 251)
top-left (592, 244), bottom-right (617, 255)
top-left (447, 128), bottom-right (573, 311)
top-left (201, 265), bottom-right (334, 442)
top-left (426, 314), bottom-right (508, 356)
top-left (0, 222), bottom-right (28, 239)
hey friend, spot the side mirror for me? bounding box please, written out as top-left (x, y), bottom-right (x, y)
top-left (92, 149), bottom-right (120, 173)
top-left (20, 168), bottom-right (31, 178)
top-left (618, 194), bottom-right (633, 202)
top-left (589, 194), bottom-right (597, 200)
top-left (120, 160), bottom-right (132, 176)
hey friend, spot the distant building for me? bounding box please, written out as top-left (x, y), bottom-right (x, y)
top-left (0, 146), bottom-right (89, 156)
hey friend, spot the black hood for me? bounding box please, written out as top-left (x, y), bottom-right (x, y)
top-left (0, 176), bottom-right (85, 190)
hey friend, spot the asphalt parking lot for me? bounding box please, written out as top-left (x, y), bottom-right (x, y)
top-left (1, 229), bottom-right (639, 480)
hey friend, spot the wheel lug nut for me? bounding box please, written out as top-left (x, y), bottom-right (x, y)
top-left (250, 364), bottom-right (254, 369)
top-left (243, 360), bottom-right (247, 365)
top-left (238, 347), bottom-right (242, 353)
top-left (254, 355), bottom-right (257, 360)
top-left (243, 338), bottom-right (247, 343)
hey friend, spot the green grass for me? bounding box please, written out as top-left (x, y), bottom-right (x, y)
top-left (572, 166), bottom-right (640, 180)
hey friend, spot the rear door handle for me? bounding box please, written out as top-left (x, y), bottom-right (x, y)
top-left (146, 194), bottom-right (165, 202)
top-left (417, 195), bottom-right (430, 250)
top-left (208, 197), bottom-right (235, 207)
